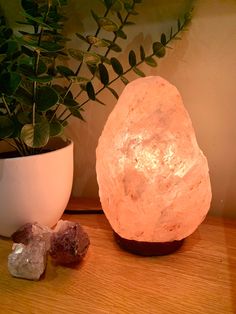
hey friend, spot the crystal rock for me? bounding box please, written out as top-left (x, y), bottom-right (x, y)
top-left (11, 222), bottom-right (52, 250)
top-left (8, 237), bottom-right (47, 280)
top-left (96, 76), bottom-right (212, 243)
top-left (50, 220), bottom-right (90, 265)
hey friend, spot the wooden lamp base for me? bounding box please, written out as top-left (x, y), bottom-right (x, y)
top-left (114, 232), bottom-right (184, 256)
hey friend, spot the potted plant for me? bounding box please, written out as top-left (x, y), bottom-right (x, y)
top-left (0, 0), bottom-right (190, 236)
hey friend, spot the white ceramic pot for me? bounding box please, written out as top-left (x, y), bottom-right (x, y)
top-left (0, 138), bottom-right (74, 237)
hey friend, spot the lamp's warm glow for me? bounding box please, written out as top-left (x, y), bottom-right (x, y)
top-left (96, 76), bottom-right (212, 254)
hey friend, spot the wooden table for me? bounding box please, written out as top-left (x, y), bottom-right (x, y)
top-left (0, 200), bottom-right (236, 314)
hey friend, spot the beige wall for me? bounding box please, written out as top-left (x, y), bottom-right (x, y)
top-left (1, 0), bottom-right (236, 217)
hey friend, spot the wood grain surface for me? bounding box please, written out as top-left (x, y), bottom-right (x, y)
top-left (0, 203), bottom-right (235, 314)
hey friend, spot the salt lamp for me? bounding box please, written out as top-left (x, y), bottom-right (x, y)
top-left (96, 76), bottom-right (212, 256)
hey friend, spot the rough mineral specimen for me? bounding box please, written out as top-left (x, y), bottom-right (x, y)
top-left (8, 237), bottom-right (47, 280)
top-left (96, 76), bottom-right (212, 244)
top-left (50, 220), bottom-right (90, 265)
top-left (11, 222), bottom-right (52, 250)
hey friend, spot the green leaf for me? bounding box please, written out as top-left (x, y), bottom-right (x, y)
top-left (124, 2), bottom-right (138, 15)
top-left (0, 72), bottom-right (21, 95)
top-left (86, 36), bottom-right (109, 47)
top-left (68, 48), bottom-right (101, 65)
top-left (68, 76), bottom-right (89, 84)
top-left (160, 33), bottom-right (167, 46)
top-left (110, 57), bottom-right (123, 75)
top-left (111, 0), bottom-right (123, 12)
top-left (0, 116), bottom-right (15, 138)
top-left (18, 63), bottom-right (34, 77)
top-left (56, 65), bottom-right (74, 77)
top-left (91, 10), bottom-right (100, 25)
top-left (52, 84), bottom-right (67, 96)
top-left (28, 75), bottom-right (53, 83)
top-left (145, 56), bottom-right (157, 67)
top-left (21, 32), bottom-right (38, 43)
top-left (40, 42), bottom-right (64, 52)
top-left (17, 111), bottom-right (44, 125)
top-left (21, 12), bottom-right (55, 30)
top-left (68, 48), bottom-right (83, 62)
top-left (14, 87), bottom-right (32, 108)
top-left (152, 42), bottom-right (165, 58)
top-left (17, 111), bottom-right (31, 124)
top-left (128, 50), bottom-right (136, 67)
top-left (107, 86), bottom-right (119, 99)
top-left (86, 82), bottom-right (96, 100)
top-left (104, 0), bottom-right (113, 9)
top-left (115, 29), bottom-right (127, 39)
top-left (120, 75), bottom-right (129, 85)
top-left (21, 45), bottom-right (34, 57)
top-left (37, 60), bottom-right (47, 75)
top-left (140, 45), bottom-right (145, 61)
top-left (36, 86), bottom-right (59, 112)
top-left (50, 120), bottom-right (64, 137)
top-left (69, 107), bottom-right (85, 121)
top-left (98, 63), bottom-right (109, 85)
top-left (100, 55), bottom-right (111, 64)
top-left (133, 67), bottom-right (145, 77)
top-left (68, 50), bottom-right (100, 66)
top-left (64, 97), bottom-right (79, 107)
top-left (98, 17), bottom-right (119, 32)
top-left (103, 40), bottom-right (122, 52)
top-left (21, 120), bottom-right (50, 148)
top-left (123, 1), bottom-right (133, 11)
top-left (87, 64), bottom-right (97, 75)
top-left (84, 52), bottom-right (101, 65)
top-left (21, 0), bottom-right (38, 16)
top-left (76, 33), bottom-right (88, 43)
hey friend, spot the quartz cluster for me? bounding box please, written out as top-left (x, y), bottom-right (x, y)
top-left (96, 76), bottom-right (212, 245)
top-left (8, 220), bottom-right (90, 280)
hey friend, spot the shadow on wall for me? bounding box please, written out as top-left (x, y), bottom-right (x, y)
top-left (64, 0), bottom-right (193, 198)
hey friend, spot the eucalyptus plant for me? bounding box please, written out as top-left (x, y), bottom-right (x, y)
top-left (0, 0), bottom-right (191, 156)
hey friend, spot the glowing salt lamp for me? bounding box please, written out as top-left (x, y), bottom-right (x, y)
top-left (96, 76), bottom-right (212, 256)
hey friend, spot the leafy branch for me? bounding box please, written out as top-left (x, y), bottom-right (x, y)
top-left (60, 4), bottom-right (191, 121)
top-left (0, 0), bottom-right (192, 155)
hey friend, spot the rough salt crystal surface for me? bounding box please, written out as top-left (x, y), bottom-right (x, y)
top-left (8, 237), bottom-right (47, 280)
top-left (50, 220), bottom-right (90, 265)
top-left (96, 76), bottom-right (212, 243)
top-left (11, 222), bottom-right (52, 250)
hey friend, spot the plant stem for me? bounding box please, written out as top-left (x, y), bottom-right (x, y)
top-left (63, 6), bottom-right (110, 100)
top-left (60, 52), bottom-right (154, 123)
top-left (3, 139), bottom-right (24, 155)
top-left (104, 1), bottom-right (135, 59)
top-left (32, 0), bottom-right (51, 127)
top-left (38, 0), bottom-right (51, 46)
top-left (49, 104), bottom-right (60, 122)
top-left (62, 8), bottom-right (191, 123)
top-left (2, 95), bottom-right (12, 117)
top-left (61, 4), bottom-right (136, 121)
